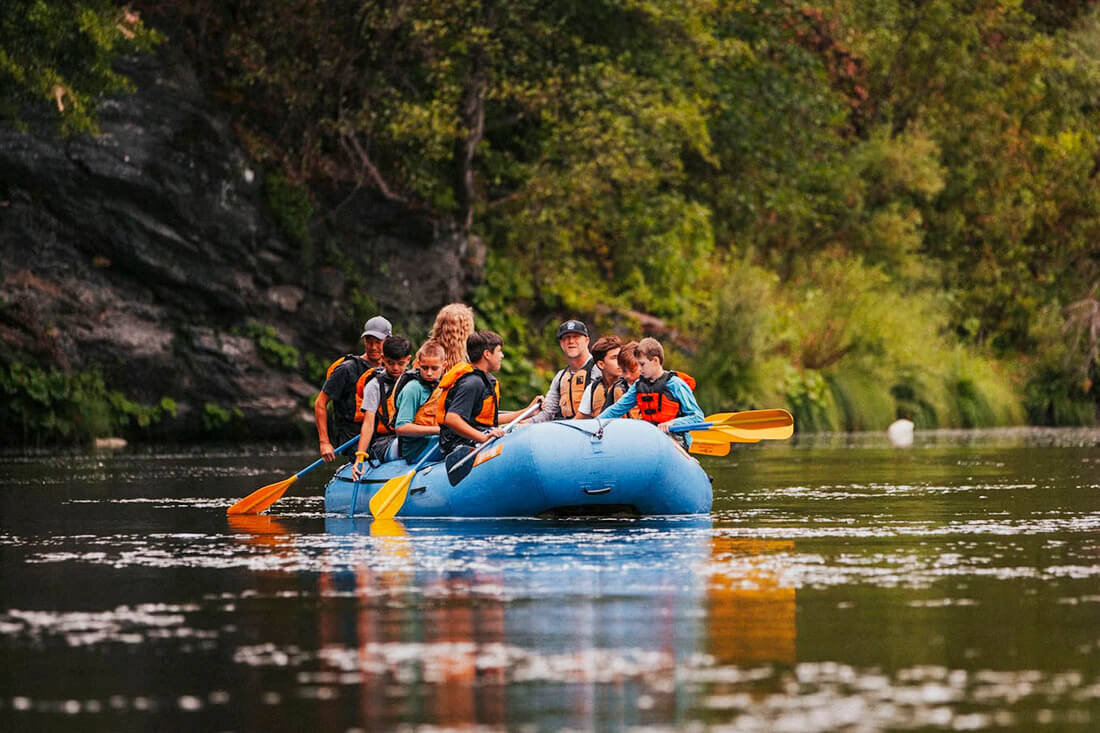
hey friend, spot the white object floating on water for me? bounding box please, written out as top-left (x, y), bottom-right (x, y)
top-left (887, 419), bottom-right (914, 447)
top-left (94, 437), bottom-right (128, 450)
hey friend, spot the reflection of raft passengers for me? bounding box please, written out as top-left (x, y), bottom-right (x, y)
top-left (352, 335), bottom-right (412, 470)
top-left (315, 314), bottom-right (391, 462)
top-left (599, 337), bottom-right (703, 447)
top-left (438, 331), bottom-right (540, 458)
top-left (576, 335), bottom-right (626, 418)
top-left (530, 319), bottom-right (601, 423)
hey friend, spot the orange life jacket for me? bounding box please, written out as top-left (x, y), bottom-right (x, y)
top-left (557, 358), bottom-right (596, 419)
top-left (323, 355), bottom-right (373, 423)
top-left (397, 372), bottom-right (444, 427)
top-left (362, 368), bottom-right (400, 435)
top-left (435, 362), bottom-right (500, 429)
top-left (414, 384), bottom-right (445, 426)
top-left (590, 377), bottom-right (629, 416)
top-left (635, 370), bottom-right (697, 424)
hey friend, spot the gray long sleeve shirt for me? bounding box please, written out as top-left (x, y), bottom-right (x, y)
top-left (529, 361), bottom-right (602, 423)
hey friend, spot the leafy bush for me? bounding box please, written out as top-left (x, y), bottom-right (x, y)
top-left (241, 321), bottom-right (300, 370)
top-left (201, 402), bottom-right (241, 433)
top-left (263, 171), bottom-right (313, 254)
top-left (1, 1), bottom-right (161, 134)
top-left (0, 363), bottom-right (176, 445)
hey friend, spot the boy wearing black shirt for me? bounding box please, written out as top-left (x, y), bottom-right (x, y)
top-left (440, 330), bottom-right (539, 456)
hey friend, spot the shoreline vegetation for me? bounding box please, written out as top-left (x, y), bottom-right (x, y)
top-left (2, 1), bottom-right (1098, 447)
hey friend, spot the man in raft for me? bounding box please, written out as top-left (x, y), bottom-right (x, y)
top-left (315, 315), bottom-right (391, 461)
top-left (598, 337), bottom-right (703, 448)
top-left (529, 319), bottom-right (600, 423)
top-left (437, 330), bottom-right (541, 458)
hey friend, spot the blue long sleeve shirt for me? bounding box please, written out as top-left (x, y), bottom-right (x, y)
top-left (599, 374), bottom-right (704, 444)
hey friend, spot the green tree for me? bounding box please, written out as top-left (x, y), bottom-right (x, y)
top-left (1, 1), bottom-right (160, 134)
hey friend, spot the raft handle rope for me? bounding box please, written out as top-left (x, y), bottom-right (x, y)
top-left (554, 417), bottom-right (609, 440)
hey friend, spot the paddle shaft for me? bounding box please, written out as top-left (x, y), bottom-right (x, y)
top-left (306, 436), bottom-right (360, 476)
top-left (447, 401), bottom-right (542, 474)
top-left (225, 435), bottom-right (361, 516)
top-left (668, 422), bottom-right (713, 433)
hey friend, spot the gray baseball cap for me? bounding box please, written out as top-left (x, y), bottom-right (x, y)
top-left (361, 315), bottom-right (392, 340)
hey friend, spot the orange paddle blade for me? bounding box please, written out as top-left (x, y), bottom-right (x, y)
top-left (226, 475), bottom-right (298, 515)
top-left (689, 439), bottom-right (731, 456)
top-left (369, 470), bottom-right (414, 520)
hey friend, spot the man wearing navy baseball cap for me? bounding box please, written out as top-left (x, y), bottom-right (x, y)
top-left (529, 318), bottom-right (601, 423)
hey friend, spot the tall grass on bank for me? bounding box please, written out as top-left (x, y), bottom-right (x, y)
top-left (691, 255), bottom-right (1025, 432)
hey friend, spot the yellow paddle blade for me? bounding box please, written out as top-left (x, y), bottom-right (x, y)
top-left (694, 427), bottom-right (762, 444)
top-left (704, 409), bottom-right (794, 440)
top-left (226, 475), bottom-right (298, 515)
top-left (369, 470), bottom-right (414, 520)
top-left (689, 439), bottom-right (731, 456)
top-left (369, 518), bottom-right (408, 538)
top-left (712, 423), bottom-right (792, 441)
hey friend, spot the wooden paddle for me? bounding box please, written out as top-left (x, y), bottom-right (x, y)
top-left (226, 436), bottom-right (358, 515)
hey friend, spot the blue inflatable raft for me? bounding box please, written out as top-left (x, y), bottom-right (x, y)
top-left (323, 419), bottom-right (713, 518)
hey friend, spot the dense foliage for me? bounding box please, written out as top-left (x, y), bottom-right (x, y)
top-left (1, 0), bottom-right (160, 134)
top-left (9, 0), bottom-right (1100, 432)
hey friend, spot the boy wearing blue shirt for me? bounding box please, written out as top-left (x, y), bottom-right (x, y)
top-left (599, 337), bottom-right (703, 447)
top-left (393, 340), bottom-right (447, 462)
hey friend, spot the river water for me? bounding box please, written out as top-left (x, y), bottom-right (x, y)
top-left (1, 428), bottom-right (1098, 731)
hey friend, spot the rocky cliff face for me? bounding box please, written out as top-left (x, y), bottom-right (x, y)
top-left (0, 47), bottom-right (478, 442)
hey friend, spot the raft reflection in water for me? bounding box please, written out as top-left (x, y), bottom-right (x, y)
top-left (327, 518), bottom-right (795, 728)
top-left (226, 516), bottom-right (796, 728)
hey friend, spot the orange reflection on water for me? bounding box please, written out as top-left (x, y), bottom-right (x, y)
top-left (225, 514), bottom-right (292, 547)
top-left (707, 537), bottom-right (797, 667)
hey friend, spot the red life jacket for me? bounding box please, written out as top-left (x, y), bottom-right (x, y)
top-left (635, 370), bottom-right (697, 424)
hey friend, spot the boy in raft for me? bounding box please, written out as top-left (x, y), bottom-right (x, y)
top-left (438, 330), bottom-right (541, 457)
top-left (599, 337), bottom-right (703, 447)
top-left (315, 315), bottom-right (391, 461)
top-left (392, 339), bottom-right (447, 462)
top-left (614, 340), bottom-right (643, 419)
top-left (576, 335), bottom-right (625, 418)
top-left (618, 340), bottom-right (641, 387)
top-left (351, 335), bottom-right (412, 472)
top-left (529, 319), bottom-right (600, 422)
